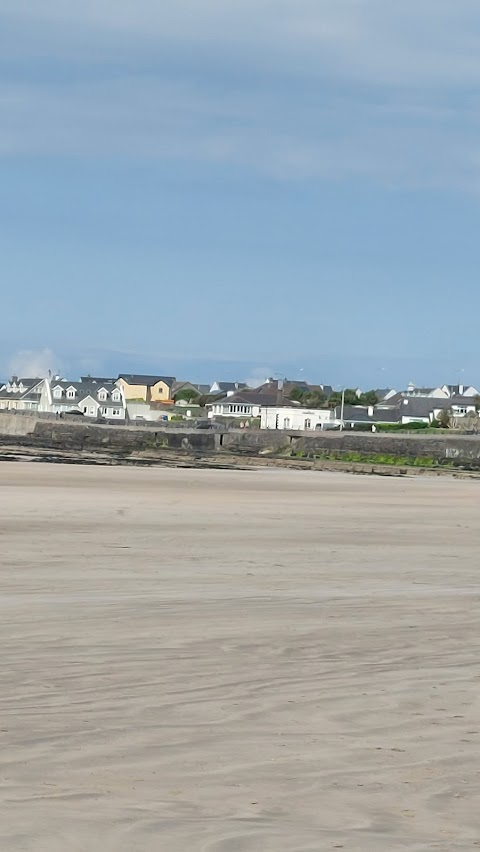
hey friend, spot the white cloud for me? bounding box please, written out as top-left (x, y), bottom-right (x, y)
top-left (3, 0), bottom-right (480, 85)
top-left (8, 348), bottom-right (57, 378)
top-left (2, 1), bottom-right (480, 188)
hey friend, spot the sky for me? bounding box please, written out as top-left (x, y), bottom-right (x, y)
top-left (2, 0), bottom-right (480, 389)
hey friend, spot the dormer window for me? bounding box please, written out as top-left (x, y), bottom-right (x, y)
top-left (112, 390), bottom-right (121, 402)
top-left (53, 387), bottom-right (63, 399)
top-left (98, 390), bottom-right (107, 401)
top-left (66, 387), bottom-right (76, 400)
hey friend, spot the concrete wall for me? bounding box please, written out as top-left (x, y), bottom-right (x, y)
top-left (0, 412), bottom-right (40, 436)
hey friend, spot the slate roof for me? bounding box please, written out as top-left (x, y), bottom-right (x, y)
top-left (396, 398), bottom-right (450, 417)
top-left (212, 381), bottom-right (248, 392)
top-left (51, 380), bottom-right (124, 404)
top-left (172, 381), bottom-right (210, 395)
top-left (217, 391), bottom-right (278, 406)
top-left (374, 388), bottom-right (394, 401)
top-left (117, 374), bottom-right (175, 387)
top-left (334, 404), bottom-right (402, 424)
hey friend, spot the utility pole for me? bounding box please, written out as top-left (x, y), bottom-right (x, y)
top-left (339, 388), bottom-right (345, 431)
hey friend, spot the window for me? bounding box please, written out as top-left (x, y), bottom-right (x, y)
top-left (112, 391), bottom-right (121, 402)
top-left (112, 408), bottom-right (121, 416)
top-left (102, 407), bottom-right (108, 415)
top-left (53, 387), bottom-right (62, 399)
top-left (304, 418), bottom-right (312, 430)
top-left (98, 391), bottom-right (107, 401)
top-left (66, 388), bottom-right (76, 399)
top-left (283, 418), bottom-right (291, 429)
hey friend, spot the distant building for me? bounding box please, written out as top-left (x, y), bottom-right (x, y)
top-left (207, 381), bottom-right (279, 419)
top-left (43, 378), bottom-right (126, 419)
top-left (0, 377), bottom-right (45, 411)
top-left (261, 405), bottom-right (332, 431)
top-left (116, 374), bottom-right (175, 403)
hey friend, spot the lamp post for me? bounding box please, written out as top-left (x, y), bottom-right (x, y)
top-left (339, 388), bottom-right (345, 431)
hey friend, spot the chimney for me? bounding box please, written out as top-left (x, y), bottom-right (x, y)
top-left (276, 379), bottom-right (284, 407)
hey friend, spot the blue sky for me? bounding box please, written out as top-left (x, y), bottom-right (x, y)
top-left (2, 1), bottom-right (480, 389)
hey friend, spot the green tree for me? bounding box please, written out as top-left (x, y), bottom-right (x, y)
top-left (288, 387), bottom-right (305, 403)
top-left (359, 390), bottom-right (379, 406)
top-left (174, 388), bottom-right (201, 403)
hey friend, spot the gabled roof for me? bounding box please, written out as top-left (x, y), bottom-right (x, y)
top-left (0, 378), bottom-right (44, 400)
top-left (172, 381), bottom-right (210, 395)
top-left (50, 379), bottom-right (124, 404)
top-left (211, 386), bottom-right (279, 407)
top-left (118, 374), bottom-right (175, 387)
top-left (211, 381), bottom-right (247, 392)
top-left (374, 388), bottom-right (394, 400)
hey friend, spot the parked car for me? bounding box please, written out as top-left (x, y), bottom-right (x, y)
top-left (195, 420), bottom-right (223, 430)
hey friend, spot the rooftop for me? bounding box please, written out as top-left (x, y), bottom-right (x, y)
top-left (118, 374), bottom-right (175, 387)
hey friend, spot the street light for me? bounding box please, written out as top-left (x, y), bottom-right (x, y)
top-left (339, 388), bottom-right (345, 431)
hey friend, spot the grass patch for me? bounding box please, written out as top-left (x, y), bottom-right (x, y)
top-left (311, 450), bottom-right (447, 467)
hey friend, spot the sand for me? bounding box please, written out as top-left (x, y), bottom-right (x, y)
top-left (0, 461), bottom-right (479, 851)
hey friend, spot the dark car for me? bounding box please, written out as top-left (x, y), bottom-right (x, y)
top-left (195, 420), bottom-right (223, 430)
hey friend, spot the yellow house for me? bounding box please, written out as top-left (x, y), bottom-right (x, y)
top-left (116, 374), bottom-right (175, 403)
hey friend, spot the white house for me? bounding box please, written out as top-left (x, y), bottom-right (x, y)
top-left (41, 378), bottom-right (126, 419)
top-left (261, 406), bottom-right (333, 431)
top-left (207, 384), bottom-right (279, 419)
top-left (0, 377), bottom-right (45, 411)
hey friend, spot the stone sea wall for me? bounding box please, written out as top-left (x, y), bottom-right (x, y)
top-left (1, 414), bottom-right (480, 466)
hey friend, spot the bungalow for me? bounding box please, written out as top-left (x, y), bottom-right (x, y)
top-left (332, 404), bottom-right (401, 429)
top-left (207, 382), bottom-right (279, 419)
top-left (261, 405), bottom-right (333, 431)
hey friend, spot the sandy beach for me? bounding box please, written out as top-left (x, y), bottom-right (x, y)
top-left (0, 461), bottom-right (479, 851)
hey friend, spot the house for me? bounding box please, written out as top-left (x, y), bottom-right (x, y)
top-left (332, 404), bottom-right (402, 429)
top-left (207, 381), bottom-right (280, 419)
top-left (261, 405), bottom-right (333, 431)
top-left (0, 377), bottom-right (45, 411)
top-left (116, 374), bottom-right (175, 403)
top-left (44, 378), bottom-right (126, 419)
top-left (378, 396), bottom-right (477, 425)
